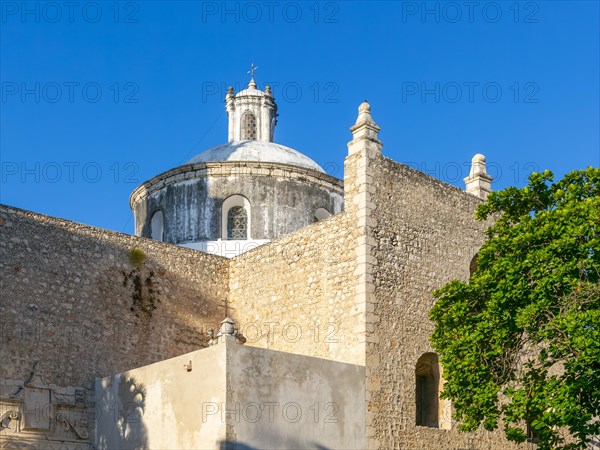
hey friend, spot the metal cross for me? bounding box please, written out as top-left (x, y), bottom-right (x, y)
top-left (247, 63), bottom-right (258, 79)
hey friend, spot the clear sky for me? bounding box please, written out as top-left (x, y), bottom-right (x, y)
top-left (1, 0), bottom-right (598, 233)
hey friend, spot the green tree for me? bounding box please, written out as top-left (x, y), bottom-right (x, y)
top-left (430, 167), bottom-right (599, 449)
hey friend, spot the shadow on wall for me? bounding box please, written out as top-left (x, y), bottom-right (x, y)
top-left (96, 376), bottom-right (148, 450)
top-left (0, 205), bottom-right (227, 389)
top-left (219, 442), bottom-right (332, 450)
top-left (219, 443), bottom-right (258, 450)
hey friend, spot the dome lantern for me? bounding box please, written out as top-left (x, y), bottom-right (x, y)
top-left (225, 67), bottom-right (278, 143)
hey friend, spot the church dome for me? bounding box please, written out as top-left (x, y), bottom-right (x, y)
top-left (187, 140), bottom-right (325, 173)
top-left (130, 71), bottom-right (344, 258)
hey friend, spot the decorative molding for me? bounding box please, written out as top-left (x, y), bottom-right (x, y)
top-left (24, 361), bottom-right (49, 389)
top-left (56, 413), bottom-right (89, 440)
top-left (1, 363), bottom-right (91, 445)
top-left (129, 161), bottom-right (344, 208)
top-left (0, 410), bottom-right (20, 431)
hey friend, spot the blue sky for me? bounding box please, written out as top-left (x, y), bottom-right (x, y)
top-left (1, 0), bottom-right (598, 233)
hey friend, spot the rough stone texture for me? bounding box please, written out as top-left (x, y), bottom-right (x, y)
top-left (0, 204), bottom-right (228, 448)
top-left (0, 364), bottom-right (94, 449)
top-left (364, 155), bottom-right (530, 449)
top-left (225, 143), bottom-right (370, 368)
top-left (1, 144), bottom-right (538, 449)
top-left (227, 209), bottom-right (365, 366)
top-left (131, 162), bottom-right (343, 244)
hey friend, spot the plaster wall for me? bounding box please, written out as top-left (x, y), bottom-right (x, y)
top-left (226, 342), bottom-right (365, 450)
top-left (94, 341), bottom-right (365, 450)
top-left (131, 162), bottom-right (343, 245)
top-left (95, 345), bottom-right (227, 450)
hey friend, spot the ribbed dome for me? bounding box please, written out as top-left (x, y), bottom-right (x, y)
top-left (187, 141), bottom-right (325, 173)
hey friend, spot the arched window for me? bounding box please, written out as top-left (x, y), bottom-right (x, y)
top-left (227, 206), bottom-right (248, 240)
top-left (314, 207), bottom-right (332, 223)
top-left (241, 112), bottom-right (257, 141)
top-left (221, 195), bottom-right (251, 240)
top-left (416, 353), bottom-right (440, 428)
top-left (469, 254), bottom-right (478, 277)
top-left (150, 210), bottom-right (164, 242)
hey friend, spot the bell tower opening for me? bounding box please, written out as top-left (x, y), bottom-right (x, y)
top-left (241, 112), bottom-right (257, 141)
top-left (225, 65), bottom-right (277, 143)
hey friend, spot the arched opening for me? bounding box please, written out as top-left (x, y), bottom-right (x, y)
top-left (150, 210), bottom-right (164, 241)
top-left (270, 117), bottom-right (276, 141)
top-left (469, 254), bottom-right (478, 277)
top-left (221, 195), bottom-right (251, 240)
top-left (314, 207), bottom-right (332, 223)
top-left (416, 352), bottom-right (440, 428)
top-left (241, 112), bottom-right (257, 141)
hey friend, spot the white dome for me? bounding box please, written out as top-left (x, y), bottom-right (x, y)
top-left (187, 141), bottom-right (325, 173)
top-left (235, 87), bottom-right (265, 97)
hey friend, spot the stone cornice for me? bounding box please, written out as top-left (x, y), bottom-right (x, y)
top-left (129, 161), bottom-right (344, 210)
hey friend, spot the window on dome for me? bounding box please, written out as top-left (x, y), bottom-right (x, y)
top-left (227, 206), bottom-right (248, 240)
top-left (314, 208), bottom-right (332, 223)
top-left (222, 195), bottom-right (251, 240)
top-left (241, 112), bottom-right (257, 140)
top-left (150, 210), bottom-right (164, 241)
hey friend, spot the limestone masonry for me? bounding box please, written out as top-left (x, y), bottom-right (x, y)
top-left (0, 80), bottom-right (527, 449)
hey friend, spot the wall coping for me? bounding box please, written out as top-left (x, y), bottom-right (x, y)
top-left (379, 156), bottom-right (486, 204)
top-left (0, 203), bottom-right (228, 263)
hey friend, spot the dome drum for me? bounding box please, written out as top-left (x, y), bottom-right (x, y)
top-left (131, 161), bottom-right (343, 249)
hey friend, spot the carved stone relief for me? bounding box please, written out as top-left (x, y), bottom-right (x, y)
top-left (0, 362), bottom-right (92, 449)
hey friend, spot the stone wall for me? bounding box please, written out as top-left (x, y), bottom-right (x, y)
top-left (364, 156), bottom-right (530, 449)
top-left (227, 210), bottom-right (365, 366)
top-left (1, 132), bottom-right (541, 450)
top-left (0, 204), bottom-right (228, 447)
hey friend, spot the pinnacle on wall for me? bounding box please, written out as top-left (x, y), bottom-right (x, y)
top-left (348, 100), bottom-right (383, 155)
top-left (464, 153), bottom-right (493, 200)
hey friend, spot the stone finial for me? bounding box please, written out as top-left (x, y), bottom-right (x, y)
top-left (265, 85), bottom-right (272, 96)
top-left (209, 317), bottom-right (244, 345)
top-left (217, 317), bottom-right (235, 338)
top-left (248, 78), bottom-right (257, 90)
top-left (226, 86), bottom-right (234, 98)
top-left (355, 100), bottom-right (373, 126)
top-left (348, 100), bottom-right (382, 155)
top-left (464, 153), bottom-right (493, 200)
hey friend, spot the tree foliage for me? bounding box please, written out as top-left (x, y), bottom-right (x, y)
top-left (430, 167), bottom-right (599, 449)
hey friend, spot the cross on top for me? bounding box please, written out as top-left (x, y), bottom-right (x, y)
top-left (247, 63), bottom-right (258, 79)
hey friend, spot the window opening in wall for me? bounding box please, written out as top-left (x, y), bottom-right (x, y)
top-left (150, 210), bottom-right (164, 242)
top-left (241, 112), bottom-right (257, 140)
top-left (314, 207), bottom-right (332, 223)
top-left (416, 353), bottom-right (440, 428)
top-left (227, 206), bottom-right (248, 240)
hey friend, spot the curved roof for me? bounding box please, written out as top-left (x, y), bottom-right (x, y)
top-left (235, 88), bottom-right (265, 97)
top-left (186, 141), bottom-right (325, 173)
